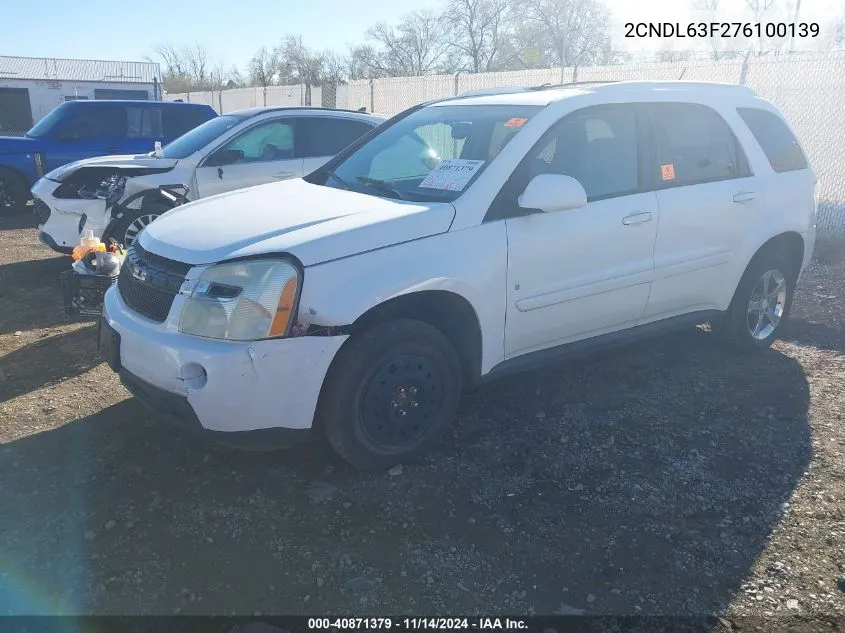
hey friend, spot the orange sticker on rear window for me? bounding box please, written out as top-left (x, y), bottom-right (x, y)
top-left (661, 164), bottom-right (675, 180)
top-left (504, 117), bottom-right (529, 128)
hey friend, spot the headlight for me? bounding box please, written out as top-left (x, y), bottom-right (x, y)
top-left (45, 160), bottom-right (81, 182)
top-left (179, 259), bottom-right (300, 341)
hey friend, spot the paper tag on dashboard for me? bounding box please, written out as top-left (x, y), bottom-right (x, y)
top-left (419, 159), bottom-right (485, 191)
top-left (661, 164), bottom-right (675, 180)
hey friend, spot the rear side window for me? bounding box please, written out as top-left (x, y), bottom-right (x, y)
top-left (127, 106), bottom-right (163, 139)
top-left (649, 103), bottom-right (750, 187)
top-left (300, 117), bottom-right (374, 157)
top-left (737, 107), bottom-right (808, 172)
top-left (162, 107), bottom-right (213, 138)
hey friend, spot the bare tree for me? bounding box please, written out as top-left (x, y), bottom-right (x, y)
top-left (367, 9), bottom-right (453, 76)
top-left (184, 43), bottom-right (211, 90)
top-left (446, 0), bottom-right (510, 73)
top-left (516, 0), bottom-right (612, 72)
top-left (150, 43), bottom-right (192, 94)
top-left (249, 46), bottom-right (279, 104)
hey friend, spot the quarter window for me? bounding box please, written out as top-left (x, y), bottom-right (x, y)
top-left (524, 105), bottom-right (639, 201)
top-left (649, 103), bottom-right (750, 187)
top-left (737, 107), bottom-right (808, 173)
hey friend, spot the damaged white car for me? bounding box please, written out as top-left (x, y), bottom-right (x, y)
top-left (32, 107), bottom-right (385, 253)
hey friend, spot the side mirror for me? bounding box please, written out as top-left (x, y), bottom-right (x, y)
top-left (206, 148), bottom-right (244, 167)
top-left (518, 174), bottom-right (587, 213)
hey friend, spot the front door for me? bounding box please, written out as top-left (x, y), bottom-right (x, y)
top-left (502, 104), bottom-right (659, 357)
top-left (194, 117), bottom-right (303, 198)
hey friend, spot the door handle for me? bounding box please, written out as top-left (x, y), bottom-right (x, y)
top-left (106, 146), bottom-right (119, 154)
top-left (733, 191), bottom-right (756, 204)
top-left (272, 171), bottom-right (295, 180)
top-left (622, 211), bottom-right (652, 226)
top-left (217, 168), bottom-right (223, 180)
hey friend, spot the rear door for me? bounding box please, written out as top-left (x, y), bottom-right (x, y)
top-left (193, 116), bottom-right (301, 198)
top-left (641, 102), bottom-right (760, 321)
top-left (299, 116), bottom-right (376, 174)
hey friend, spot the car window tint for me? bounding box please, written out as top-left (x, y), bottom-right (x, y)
top-left (59, 105), bottom-right (125, 139)
top-left (301, 117), bottom-right (373, 157)
top-left (527, 105), bottom-right (639, 200)
top-left (737, 107), bottom-right (808, 173)
top-left (650, 103), bottom-right (749, 186)
top-left (127, 106), bottom-right (163, 139)
top-left (221, 119), bottom-right (295, 163)
top-left (162, 107), bottom-right (213, 138)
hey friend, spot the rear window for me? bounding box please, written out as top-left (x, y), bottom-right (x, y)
top-left (163, 107), bottom-right (214, 138)
top-left (737, 107), bottom-right (808, 173)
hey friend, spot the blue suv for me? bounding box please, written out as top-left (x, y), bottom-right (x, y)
top-left (0, 100), bottom-right (217, 214)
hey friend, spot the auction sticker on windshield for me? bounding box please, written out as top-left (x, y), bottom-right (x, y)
top-left (419, 159), bottom-right (485, 191)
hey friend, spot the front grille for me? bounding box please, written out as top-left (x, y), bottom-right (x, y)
top-left (33, 198), bottom-right (51, 224)
top-left (118, 244), bottom-right (188, 322)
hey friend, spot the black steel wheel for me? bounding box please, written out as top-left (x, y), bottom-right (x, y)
top-left (318, 319), bottom-right (463, 470)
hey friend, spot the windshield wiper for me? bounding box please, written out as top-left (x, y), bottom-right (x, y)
top-left (355, 176), bottom-right (406, 200)
top-left (323, 168), bottom-right (351, 190)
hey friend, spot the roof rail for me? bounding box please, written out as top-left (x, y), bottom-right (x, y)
top-left (598, 80), bottom-right (757, 94)
top-left (454, 86), bottom-right (528, 98)
top-left (527, 80), bottom-right (618, 91)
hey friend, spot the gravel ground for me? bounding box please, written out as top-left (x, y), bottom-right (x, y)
top-left (0, 213), bottom-right (843, 629)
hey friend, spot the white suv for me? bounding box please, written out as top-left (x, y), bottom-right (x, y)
top-left (98, 81), bottom-right (817, 470)
top-left (32, 107), bottom-right (385, 253)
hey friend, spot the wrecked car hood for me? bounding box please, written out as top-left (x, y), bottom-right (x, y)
top-left (138, 178), bottom-right (456, 267)
top-left (47, 154), bottom-right (179, 181)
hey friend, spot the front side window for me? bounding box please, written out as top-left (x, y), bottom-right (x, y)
top-left (649, 103), bottom-right (750, 187)
top-left (310, 104), bottom-right (543, 203)
top-left (218, 119), bottom-right (296, 163)
top-left (522, 104), bottom-right (639, 201)
top-left (57, 105), bottom-right (124, 140)
top-left (160, 114), bottom-right (246, 159)
top-left (737, 107), bottom-right (808, 173)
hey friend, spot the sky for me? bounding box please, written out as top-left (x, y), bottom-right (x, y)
top-left (2, 0), bottom-right (841, 71)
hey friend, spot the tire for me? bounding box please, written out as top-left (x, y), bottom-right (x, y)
top-left (104, 202), bottom-right (170, 249)
top-left (317, 318), bottom-right (463, 471)
top-left (0, 167), bottom-right (29, 215)
top-left (721, 251), bottom-right (797, 351)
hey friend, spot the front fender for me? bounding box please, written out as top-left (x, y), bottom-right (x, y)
top-left (297, 223), bottom-right (508, 374)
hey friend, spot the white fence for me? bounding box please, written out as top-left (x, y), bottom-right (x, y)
top-left (166, 52), bottom-right (845, 237)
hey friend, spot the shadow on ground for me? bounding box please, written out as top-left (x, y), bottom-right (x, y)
top-left (0, 325), bottom-right (101, 403)
top-left (0, 256), bottom-right (78, 335)
top-left (0, 329), bottom-right (812, 617)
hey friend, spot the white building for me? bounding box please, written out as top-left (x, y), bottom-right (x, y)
top-left (0, 55), bottom-right (163, 135)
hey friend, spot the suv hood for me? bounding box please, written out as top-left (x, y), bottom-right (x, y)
top-left (0, 135), bottom-right (42, 153)
top-left (138, 179), bottom-right (456, 267)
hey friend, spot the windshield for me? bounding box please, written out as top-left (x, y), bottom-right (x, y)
top-left (26, 102), bottom-right (73, 138)
top-left (311, 104), bottom-right (543, 203)
top-left (160, 114), bottom-right (246, 159)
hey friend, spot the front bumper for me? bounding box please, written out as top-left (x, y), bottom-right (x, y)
top-left (101, 286), bottom-right (348, 435)
top-left (31, 177), bottom-right (108, 252)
